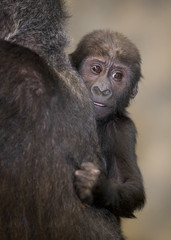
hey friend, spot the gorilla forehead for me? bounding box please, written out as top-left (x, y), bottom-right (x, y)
top-left (80, 30), bottom-right (141, 64)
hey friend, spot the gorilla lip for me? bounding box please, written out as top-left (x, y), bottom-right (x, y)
top-left (93, 101), bottom-right (105, 107)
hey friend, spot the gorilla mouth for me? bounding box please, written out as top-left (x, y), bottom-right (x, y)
top-left (93, 101), bottom-right (105, 107)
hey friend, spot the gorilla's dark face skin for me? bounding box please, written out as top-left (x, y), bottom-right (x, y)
top-left (79, 56), bottom-right (137, 120)
top-left (70, 30), bottom-right (141, 119)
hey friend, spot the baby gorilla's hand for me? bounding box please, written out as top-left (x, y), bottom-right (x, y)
top-left (74, 162), bottom-right (101, 205)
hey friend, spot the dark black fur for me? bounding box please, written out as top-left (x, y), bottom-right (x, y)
top-left (0, 2), bottom-right (123, 240)
top-left (70, 30), bottom-right (145, 218)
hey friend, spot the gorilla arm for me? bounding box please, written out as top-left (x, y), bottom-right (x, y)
top-left (74, 117), bottom-right (145, 218)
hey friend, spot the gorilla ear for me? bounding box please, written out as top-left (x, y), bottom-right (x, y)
top-left (130, 83), bottom-right (138, 98)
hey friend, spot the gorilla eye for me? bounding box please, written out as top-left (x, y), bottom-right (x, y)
top-left (112, 72), bottom-right (123, 81)
top-left (91, 65), bottom-right (102, 74)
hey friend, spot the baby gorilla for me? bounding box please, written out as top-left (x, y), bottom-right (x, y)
top-left (70, 30), bottom-right (145, 218)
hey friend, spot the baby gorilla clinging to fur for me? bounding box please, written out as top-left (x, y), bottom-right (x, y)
top-left (70, 30), bottom-right (145, 218)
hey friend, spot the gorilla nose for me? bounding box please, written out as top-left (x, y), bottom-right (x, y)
top-left (93, 86), bottom-right (111, 96)
top-left (102, 89), bottom-right (111, 96)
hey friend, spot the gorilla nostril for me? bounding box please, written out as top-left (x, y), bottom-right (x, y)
top-left (102, 89), bottom-right (111, 96)
top-left (93, 86), bottom-right (100, 95)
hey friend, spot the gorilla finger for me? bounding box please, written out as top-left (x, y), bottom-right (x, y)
top-left (81, 162), bottom-right (100, 174)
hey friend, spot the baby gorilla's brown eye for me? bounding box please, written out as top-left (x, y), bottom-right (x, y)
top-left (91, 65), bottom-right (102, 74)
top-left (112, 72), bottom-right (123, 81)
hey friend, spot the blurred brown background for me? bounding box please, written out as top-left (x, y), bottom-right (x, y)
top-left (66, 0), bottom-right (171, 239)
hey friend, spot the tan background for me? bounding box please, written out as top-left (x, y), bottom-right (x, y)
top-left (66, 0), bottom-right (171, 239)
